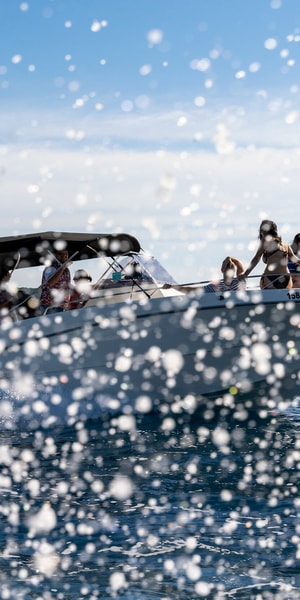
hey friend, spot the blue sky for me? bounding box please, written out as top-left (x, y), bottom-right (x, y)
top-left (2, 0), bottom-right (298, 103)
top-left (1, 0), bottom-right (300, 283)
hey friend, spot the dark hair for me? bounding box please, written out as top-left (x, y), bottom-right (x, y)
top-left (0, 265), bottom-right (10, 281)
top-left (291, 233), bottom-right (300, 253)
top-left (259, 219), bottom-right (281, 242)
top-left (293, 233), bottom-right (300, 244)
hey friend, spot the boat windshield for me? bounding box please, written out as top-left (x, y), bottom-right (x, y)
top-left (95, 252), bottom-right (178, 286)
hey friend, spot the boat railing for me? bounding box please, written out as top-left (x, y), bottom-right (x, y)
top-left (170, 272), bottom-right (293, 291)
top-left (5, 271), bottom-right (296, 322)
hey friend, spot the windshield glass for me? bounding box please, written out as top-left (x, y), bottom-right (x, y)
top-left (97, 253), bottom-right (178, 285)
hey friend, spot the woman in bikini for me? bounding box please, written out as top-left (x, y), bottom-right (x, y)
top-left (241, 220), bottom-right (300, 290)
top-left (288, 233), bottom-right (300, 288)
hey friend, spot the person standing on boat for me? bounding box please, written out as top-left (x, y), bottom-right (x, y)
top-left (40, 245), bottom-right (72, 314)
top-left (288, 233), bottom-right (300, 288)
top-left (240, 220), bottom-right (300, 289)
top-left (69, 269), bottom-right (93, 309)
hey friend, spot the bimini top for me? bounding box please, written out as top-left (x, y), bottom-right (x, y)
top-left (0, 231), bottom-right (141, 270)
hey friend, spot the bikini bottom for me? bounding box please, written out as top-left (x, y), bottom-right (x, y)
top-left (260, 274), bottom-right (292, 289)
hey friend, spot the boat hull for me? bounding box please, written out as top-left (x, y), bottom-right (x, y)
top-left (1, 288), bottom-right (300, 427)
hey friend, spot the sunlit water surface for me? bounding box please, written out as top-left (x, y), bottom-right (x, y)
top-left (1, 392), bottom-right (300, 600)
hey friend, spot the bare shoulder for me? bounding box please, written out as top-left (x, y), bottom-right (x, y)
top-left (283, 240), bottom-right (292, 254)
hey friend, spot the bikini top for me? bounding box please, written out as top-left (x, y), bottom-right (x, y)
top-left (263, 244), bottom-right (288, 263)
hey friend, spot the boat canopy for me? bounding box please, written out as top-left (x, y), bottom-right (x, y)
top-left (0, 231), bottom-right (141, 270)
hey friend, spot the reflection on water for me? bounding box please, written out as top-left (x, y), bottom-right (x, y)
top-left (1, 392), bottom-right (300, 599)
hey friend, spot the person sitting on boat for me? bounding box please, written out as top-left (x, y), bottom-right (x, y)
top-left (288, 232), bottom-right (300, 288)
top-left (40, 245), bottom-right (72, 314)
top-left (240, 220), bottom-right (300, 290)
top-left (203, 256), bottom-right (245, 293)
top-left (163, 256), bottom-right (245, 294)
top-left (69, 269), bottom-right (93, 309)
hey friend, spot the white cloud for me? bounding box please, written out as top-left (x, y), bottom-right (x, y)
top-left (1, 102), bottom-right (299, 284)
top-left (2, 99), bottom-right (300, 150)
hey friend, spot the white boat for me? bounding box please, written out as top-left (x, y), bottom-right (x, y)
top-left (0, 231), bottom-right (299, 429)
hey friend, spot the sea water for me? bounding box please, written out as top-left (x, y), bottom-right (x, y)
top-left (1, 388), bottom-right (300, 600)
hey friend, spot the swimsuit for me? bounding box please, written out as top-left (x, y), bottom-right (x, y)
top-left (261, 243), bottom-right (291, 288)
top-left (260, 274), bottom-right (291, 289)
top-left (288, 259), bottom-right (300, 274)
top-left (263, 247), bottom-right (287, 262)
top-left (204, 278), bottom-right (243, 293)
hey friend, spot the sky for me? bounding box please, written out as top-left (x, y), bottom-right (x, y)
top-left (1, 0), bottom-right (300, 284)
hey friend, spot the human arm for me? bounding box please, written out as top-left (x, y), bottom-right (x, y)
top-left (221, 256), bottom-right (245, 283)
top-left (46, 262), bottom-right (72, 287)
top-left (238, 246), bottom-right (264, 279)
top-left (230, 257), bottom-right (245, 276)
top-left (287, 245), bottom-right (300, 265)
top-left (162, 283), bottom-right (202, 294)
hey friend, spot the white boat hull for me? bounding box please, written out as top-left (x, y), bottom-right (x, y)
top-left (1, 288), bottom-right (300, 428)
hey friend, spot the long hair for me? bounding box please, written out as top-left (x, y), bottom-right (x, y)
top-left (291, 233), bottom-right (300, 254)
top-left (259, 219), bottom-right (281, 242)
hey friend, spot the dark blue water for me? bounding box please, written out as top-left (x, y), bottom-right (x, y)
top-left (1, 394), bottom-right (300, 599)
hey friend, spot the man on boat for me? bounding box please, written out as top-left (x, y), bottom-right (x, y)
top-left (40, 244), bottom-right (71, 314)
